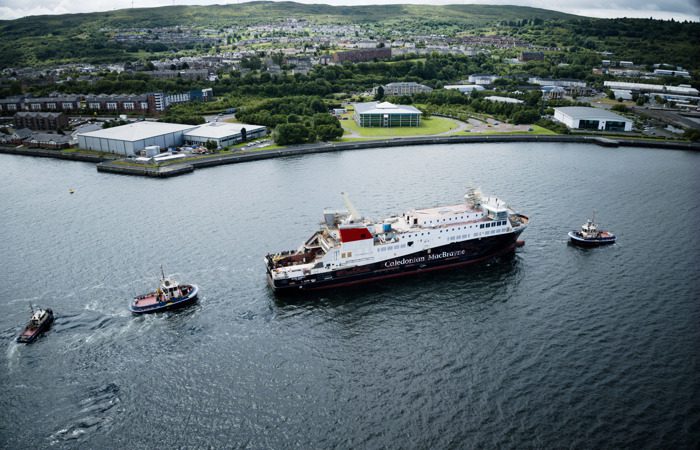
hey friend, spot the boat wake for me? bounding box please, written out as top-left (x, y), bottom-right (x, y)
top-left (48, 383), bottom-right (122, 446)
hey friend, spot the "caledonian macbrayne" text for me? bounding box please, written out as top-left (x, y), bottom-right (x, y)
top-left (383, 250), bottom-right (466, 268)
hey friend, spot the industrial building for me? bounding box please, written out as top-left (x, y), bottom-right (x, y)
top-left (372, 82), bottom-right (433, 96)
top-left (183, 122), bottom-right (267, 148)
top-left (467, 74), bottom-right (500, 85)
top-left (553, 107), bottom-right (633, 132)
top-left (353, 101), bottom-right (422, 127)
top-left (77, 122), bottom-right (198, 155)
top-left (603, 81), bottom-right (699, 97)
top-left (484, 96), bottom-right (523, 104)
top-left (444, 85), bottom-right (485, 94)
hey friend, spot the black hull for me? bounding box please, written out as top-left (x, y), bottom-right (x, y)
top-left (568, 231), bottom-right (615, 247)
top-left (269, 231), bottom-right (522, 293)
top-left (129, 285), bottom-right (199, 314)
top-left (569, 238), bottom-right (616, 247)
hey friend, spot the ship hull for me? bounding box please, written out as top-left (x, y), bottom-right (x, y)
top-left (568, 231), bottom-right (616, 247)
top-left (268, 231), bottom-right (523, 293)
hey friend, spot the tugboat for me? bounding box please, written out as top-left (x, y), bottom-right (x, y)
top-left (129, 268), bottom-right (199, 314)
top-left (17, 306), bottom-right (54, 343)
top-left (568, 214), bottom-right (616, 247)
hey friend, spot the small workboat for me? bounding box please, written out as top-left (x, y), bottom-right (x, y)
top-left (17, 306), bottom-right (54, 343)
top-left (129, 268), bottom-right (199, 314)
top-left (568, 215), bottom-right (616, 247)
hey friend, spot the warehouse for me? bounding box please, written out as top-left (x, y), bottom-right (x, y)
top-left (78, 122), bottom-right (198, 155)
top-left (353, 101), bottom-right (422, 127)
top-left (183, 122), bottom-right (267, 148)
top-left (553, 107), bottom-right (633, 132)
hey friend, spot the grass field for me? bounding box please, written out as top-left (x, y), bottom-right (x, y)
top-left (340, 115), bottom-right (460, 138)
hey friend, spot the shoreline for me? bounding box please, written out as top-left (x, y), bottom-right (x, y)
top-left (2, 135), bottom-right (699, 178)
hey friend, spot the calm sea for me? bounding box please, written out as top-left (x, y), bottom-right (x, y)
top-left (1, 142), bottom-right (699, 448)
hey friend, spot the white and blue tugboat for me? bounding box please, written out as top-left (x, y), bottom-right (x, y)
top-left (568, 215), bottom-right (616, 247)
top-left (130, 268), bottom-right (199, 314)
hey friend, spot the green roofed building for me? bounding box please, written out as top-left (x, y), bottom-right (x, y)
top-left (353, 102), bottom-right (422, 128)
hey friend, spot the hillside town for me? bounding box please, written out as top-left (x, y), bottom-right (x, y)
top-left (1, 13), bottom-right (699, 157)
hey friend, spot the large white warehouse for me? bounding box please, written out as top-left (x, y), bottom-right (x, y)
top-left (553, 107), bottom-right (633, 132)
top-left (77, 122), bottom-right (199, 155)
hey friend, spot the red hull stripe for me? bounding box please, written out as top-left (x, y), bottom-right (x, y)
top-left (339, 227), bottom-right (373, 243)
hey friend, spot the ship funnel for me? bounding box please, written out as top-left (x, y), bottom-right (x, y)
top-left (465, 186), bottom-right (482, 207)
top-left (341, 192), bottom-right (361, 222)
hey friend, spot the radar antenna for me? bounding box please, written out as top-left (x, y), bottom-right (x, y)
top-left (341, 192), bottom-right (360, 222)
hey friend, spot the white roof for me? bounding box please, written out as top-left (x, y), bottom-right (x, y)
top-left (184, 122), bottom-right (266, 139)
top-left (353, 101), bottom-right (422, 115)
top-left (603, 81), bottom-right (699, 96)
top-left (444, 85), bottom-right (484, 91)
top-left (78, 122), bottom-right (198, 142)
top-left (555, 107), bottom-right (631, 122)
top-left (484, 96), bottom-right (524, 104)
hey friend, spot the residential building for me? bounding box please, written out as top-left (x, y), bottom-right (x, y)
top-left (84, 94), bottom-right (154, 115)
top-left (332, 48), bottom-right (391, 64)
top-left (519, 51), bottom-right (544, 62)
top-left (0, 96), bottom-right (24, 114)
top-left (23, 132), bottom-right (72, 149)
top-left (14, 112), bottom-right (69, 131)
top-left (22, 95), bottom-right (80, 112)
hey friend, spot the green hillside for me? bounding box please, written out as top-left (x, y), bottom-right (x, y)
top-left (0, 1), bottom-right (697, 69)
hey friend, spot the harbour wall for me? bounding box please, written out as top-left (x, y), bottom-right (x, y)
top-left (3, 135), bottom-right (699, 179)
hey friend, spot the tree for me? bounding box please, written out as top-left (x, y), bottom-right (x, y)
top-left (374, 85), bottom-right (385, 101)
top-left (205, 140), bottom-right (218, 151)
top-left (274, 123), bottom-right (313, 145)
top-left (240, 127), bottom-right (247, 142)
top-left (315, 124), bottom-right (343, 141)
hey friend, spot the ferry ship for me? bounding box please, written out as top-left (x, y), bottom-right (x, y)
top-left (265, 188), bottom-right (529, 292)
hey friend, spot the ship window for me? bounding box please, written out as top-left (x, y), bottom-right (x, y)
top-left (480, 224), bottom-right (484, 229)
top-left (341, 252), bottom-right (346, 258)
top-left (407, 241), bottom-right (413, 247)
top-left (413, 219), bottom-right (418, 225)
top-left (347, 252), bottom-right (352, 257)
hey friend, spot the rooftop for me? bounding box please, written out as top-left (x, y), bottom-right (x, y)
top-left (184, 122), bottom-right (266, 139)
top-left (484, 96), bottom-right (524, 104)
top-left (353, 101), bottom-right (422, 115)
top-left (555, 107), bottom-right (631, 121)
top-left (78, 121), bottom-right (198, 142)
